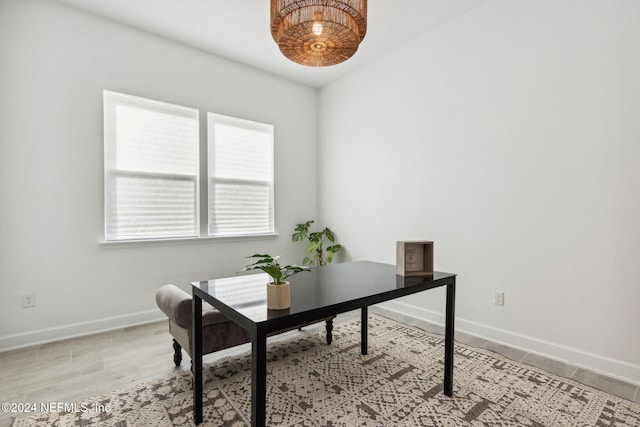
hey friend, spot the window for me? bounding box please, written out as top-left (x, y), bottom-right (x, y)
top-left (104, 91), bottom-right (199, 241)
top-left (208, 114), bottom-right (274, 237)
top-left (103, 91), bottom-right (274, 241)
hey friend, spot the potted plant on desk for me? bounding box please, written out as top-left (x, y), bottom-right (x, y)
top-left (242, 254), bottom-right (309, 310)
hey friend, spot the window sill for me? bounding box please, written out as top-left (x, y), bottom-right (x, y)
top-left (99, 233), bottom-right (279, 249)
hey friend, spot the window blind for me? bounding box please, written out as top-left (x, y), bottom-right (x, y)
top-left (208, 114), bottom-right (274, 237)
top-left (104, 91), bottom-right (199, 240)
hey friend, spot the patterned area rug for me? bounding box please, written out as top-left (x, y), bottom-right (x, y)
top-left (11, 315), bottom-right (640, 426)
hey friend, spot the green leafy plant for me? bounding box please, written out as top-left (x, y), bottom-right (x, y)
top-left (241, 254), bottom-right (309, 285)
top-left (292, 220), bottom-right (343, 266)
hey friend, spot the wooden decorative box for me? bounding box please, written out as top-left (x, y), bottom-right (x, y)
top-left (396, 241), bottom-right (434, 276)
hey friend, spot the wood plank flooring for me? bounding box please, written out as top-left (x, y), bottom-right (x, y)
top-left (1, 307), bottom-right (638, 426)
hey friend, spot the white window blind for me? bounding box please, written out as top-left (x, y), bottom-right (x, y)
top-left (104, 91), bottom-right (199, 241)
top-left (208, 114), bottom-right (274, 237)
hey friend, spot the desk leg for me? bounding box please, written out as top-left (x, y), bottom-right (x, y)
top-left (444, 278), bottom-right (456, 397)
top-left (192, 294), bottom-right (203, 424)
top-left (361, 306), bottom-right (368, 355)
top-left (251, 328), bottom-right (267, 427)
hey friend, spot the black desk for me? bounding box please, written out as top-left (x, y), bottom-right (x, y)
top-left (192, 261), bottom-right (456, 426)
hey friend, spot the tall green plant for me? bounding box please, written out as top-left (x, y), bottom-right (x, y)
top-left (292, 220), bottom-right (343, 266)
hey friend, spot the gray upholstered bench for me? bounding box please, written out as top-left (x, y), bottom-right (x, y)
top-left (156, 284), bottom-right (334, 366)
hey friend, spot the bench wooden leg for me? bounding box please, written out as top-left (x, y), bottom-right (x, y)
top-left (325, 318), bottom-right (333, 344)
top-left (173, 339), bottom-right (183, 366)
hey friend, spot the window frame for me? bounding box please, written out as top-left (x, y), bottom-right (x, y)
top-left (102, 91), bottom-right (276, 243)
top-left (103, 90), bottom-right (200, 242)
top-left (207, 113), bottom-right (275, 238)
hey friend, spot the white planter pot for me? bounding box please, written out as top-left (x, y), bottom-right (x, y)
top-left (267, 281), bottom-right (290, 310)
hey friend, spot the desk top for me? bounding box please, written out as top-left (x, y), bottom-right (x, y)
top-left (192, 261), bottom-right (455, 329)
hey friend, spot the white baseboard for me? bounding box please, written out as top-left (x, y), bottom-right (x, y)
top-left (3, 302), bottom-right (639, 387)
top-left (378, 300), bottom-right (640, 386)
top-left (0, 309), bottom-right (166, 353)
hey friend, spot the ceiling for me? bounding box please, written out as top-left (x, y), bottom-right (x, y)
top-left (52, 0), bottom-right (486, 88)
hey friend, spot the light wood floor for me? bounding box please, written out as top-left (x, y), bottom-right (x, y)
top-left (1, 307), bottom-right (638, 426)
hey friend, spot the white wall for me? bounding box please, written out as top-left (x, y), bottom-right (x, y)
top-left (0, 0), bottom-right (318, 349)
top-left (319, 0), bottom-right (640, 383)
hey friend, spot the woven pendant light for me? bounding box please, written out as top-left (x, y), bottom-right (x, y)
top-left (270, 0), bottom-right (367, 67)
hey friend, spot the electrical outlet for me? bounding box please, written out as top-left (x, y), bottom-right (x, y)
top-left (22, 293), bottom-right (35, 308)
top-left (493, 291), bottom-right (504, 306)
